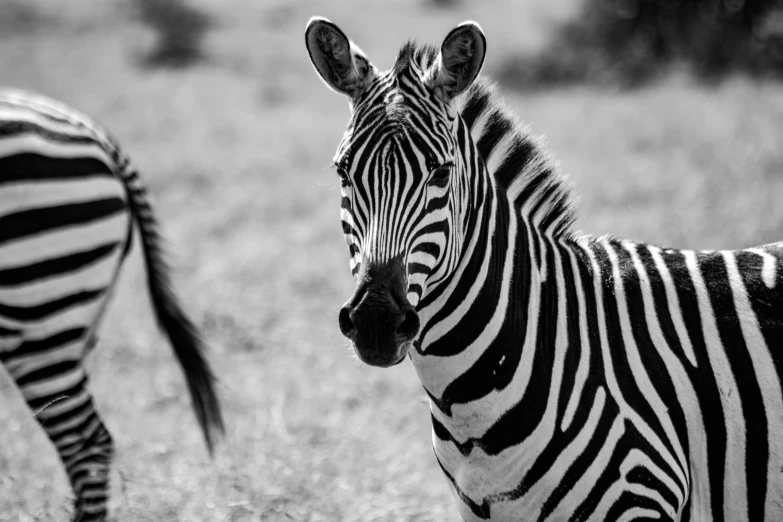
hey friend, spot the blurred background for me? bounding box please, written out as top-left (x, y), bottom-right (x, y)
top-left (1, 0), bottom-right (782, 520)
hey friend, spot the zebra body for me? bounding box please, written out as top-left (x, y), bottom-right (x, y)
top-left (0, 89), bottom-right (223, 521)
top-left (423, 233), bottom-right (783, 521)
top-left (306, 18), bottom-right (783, 521)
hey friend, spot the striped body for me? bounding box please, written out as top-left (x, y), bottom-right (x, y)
top-left (416, 85), bottom-right (783, 520)
top-left (0, 92), bottom-right (131, 370)
top-left (420, 226), bottom-right (783, 521)
top-left (0, 90), bottom-right (222, 521)
top-left (306, 19), bottom-right (783, 521)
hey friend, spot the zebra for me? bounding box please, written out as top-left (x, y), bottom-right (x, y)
top-left (305, 17), bottom-right (783, 522)
top-left (0, 89), bottom-right (224, 521)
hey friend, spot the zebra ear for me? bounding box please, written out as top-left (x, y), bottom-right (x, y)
top-left (426, 21), bottom-right (486, 103)
top-left (305, 17), bottom-right (375, 100)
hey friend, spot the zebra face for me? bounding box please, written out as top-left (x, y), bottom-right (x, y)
top-left (306, 17), bottom-right (485, 366)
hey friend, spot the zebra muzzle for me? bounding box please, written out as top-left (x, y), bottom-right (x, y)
top-left (338, 263), bottom-right (419, 367)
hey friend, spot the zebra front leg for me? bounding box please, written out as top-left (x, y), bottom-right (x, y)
top-left (7, 355), bottom-right (114, 522)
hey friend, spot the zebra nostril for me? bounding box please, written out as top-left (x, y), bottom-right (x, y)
top-left (396, 309), bottom-right (420, 341)
top-left (338, 307), bottom-right (357, 339)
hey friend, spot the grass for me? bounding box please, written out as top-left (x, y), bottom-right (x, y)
top-left (1, 0), bottom-right (783, 520)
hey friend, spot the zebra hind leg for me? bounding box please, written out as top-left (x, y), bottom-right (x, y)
top-left (7, 355), bottom-right (114, 521)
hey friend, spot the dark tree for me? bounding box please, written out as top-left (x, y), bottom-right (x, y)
top-left (498, 0), bottom-right (783, 88)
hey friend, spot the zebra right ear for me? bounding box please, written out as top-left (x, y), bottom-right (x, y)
top-left (426, 21), bottom-right (486, 103)
top-left (305, 17), bottom-right (376, 100)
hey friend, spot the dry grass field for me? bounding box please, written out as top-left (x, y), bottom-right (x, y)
top-left (1, 0), bottom-right (783, 520)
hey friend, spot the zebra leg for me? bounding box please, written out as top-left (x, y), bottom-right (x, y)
top-left (5, 354), bottom-right (114, 522)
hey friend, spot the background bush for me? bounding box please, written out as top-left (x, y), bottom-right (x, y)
top-left (498, 0), bottom-right (783, 88)
top-left (0, 1), bottom-right (49, 35)
top-left (133, 0), bottom-right (212, 68)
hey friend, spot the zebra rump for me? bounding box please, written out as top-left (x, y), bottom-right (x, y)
top-left (0, 89), bottom-right (223, 521)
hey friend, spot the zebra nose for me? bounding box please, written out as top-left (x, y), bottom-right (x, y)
top-left (397, 307), bottom-right (420, 341)
top-left (338, 301), bottom-right (419, 343)
top-left (338, 306), bottom-right (358, 340)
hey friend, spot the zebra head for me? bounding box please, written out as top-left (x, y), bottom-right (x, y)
top-left (306, 18), bottom-right (486, 367)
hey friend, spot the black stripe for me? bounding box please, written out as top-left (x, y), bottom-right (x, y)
top-left (424, 192), bottom-right (450, 213)
top-left (416, 180), bottom-right (491, 319)
top-left (557, 244), bottom-right (585, 426)
top-left (407, 262), bottom-right (430, 276)
top-left (433, 451), bottom-right (491, 519)
top-left (592, 240), bottom-right (678, 471)
top-left (410, 241), bottom-right (441, 262)
top-left (489, 243), bottom-right (594, 503)
top-left (495, 136), bottom-right (538, 191)
top-left (0, 242), bottom-right (120, 286)
top-left (16, 359), bottom-right (82, 387)
top-left (421, 182), bottom-right (510, 361)
top-left (604, 489), bottom-right (664, 521)
top-left (619, 243), bottom-right (689, 488)
top-left (0, 326), bottom-right (20, 336)
top-left (44, 404), bottom-right (96, 440)
top-left (635, 247), bottom-right (692, 368)
top-left (446, 224), bottom-right (539, 454)
top-left (460, 86), bottom-right (491, 129)
top-left (431, 413), bottom-right (472, 456)
top-left (415, 145), bottom-right (487, 310)
top-left (0, 152), bottom-right (113, 184)
top-left (475, 111), bottom-right (510, 163)
top-left (25, 374), bottom-right (88, 410)
top-left (0, 198), bottom-right (126, 245)
top-left (407, 283), bottom-right (422, 298)
top-left (0, 289), bottom-right (106, 321)
top-left (734, 249), bottom-right (783, 407)
top-left (596, 423), bottom-right (680, 521)
top-left (626, 464), bottom-right (680, 516)
top-left (570, 419), bottom-right (637, 521)
top-left (539, 389), bottom-right (617, 519)
top-left (0, 101), bottom-right (74, 125)
top-left (0, 328), bottom-right (86, 362)
top-left (661, 249), bottom-right (725, 522)
top-left (0, 117), bottom-right (97, 141)
top-left (697, 251), bottom-right (766, 521)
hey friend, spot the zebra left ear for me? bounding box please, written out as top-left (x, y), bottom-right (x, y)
top-left (305, 17), bottom-right (375, 101)
top-left (426, 21), bottom-right (486, 103)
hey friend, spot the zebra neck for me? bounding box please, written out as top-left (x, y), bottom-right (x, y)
top-left (414, 228), bottom-right (591, 459)
top-left (410, 181), bottom-right (586, 448)
top-left (411, 169), bottom-right (555, 393)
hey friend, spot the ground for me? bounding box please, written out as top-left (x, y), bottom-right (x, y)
top-left (1, 0), bottom-right (782, 520)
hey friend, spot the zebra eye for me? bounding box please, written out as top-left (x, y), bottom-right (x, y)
top-left (336, 166), bottom-right (351, 187)
top-left (429, 163), bottom-right (453, 187)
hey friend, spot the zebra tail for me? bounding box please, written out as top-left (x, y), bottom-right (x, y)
top-left (119, 162), bottom-right (225, 455)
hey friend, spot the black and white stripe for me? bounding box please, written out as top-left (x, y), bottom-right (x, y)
top-left (0, 89), bottom-right (223, 522)
top-left (308, 19), bottom-right (783, 521)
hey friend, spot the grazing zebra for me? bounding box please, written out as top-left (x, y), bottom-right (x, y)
top-left (0, 89), bottom-right (224, 521)
top-left (305, 17), bottom-right (783, 522)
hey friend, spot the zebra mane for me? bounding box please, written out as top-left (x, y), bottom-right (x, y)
top-left (391, 41), bottom-right (577, 238)
top-left (457, 78), bottom-right (577, 238)
top-left (393, 40), bottom-right (438, 77)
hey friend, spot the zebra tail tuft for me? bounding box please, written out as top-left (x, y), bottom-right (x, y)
top-left (120, 165), bottom-right (225, 455)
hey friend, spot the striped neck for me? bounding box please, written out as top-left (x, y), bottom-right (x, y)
top-left (409, 76), bottom-right (579, 433)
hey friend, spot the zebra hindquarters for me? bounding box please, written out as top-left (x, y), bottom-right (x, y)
top-left (0, 136), bottom-right (132, 520)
